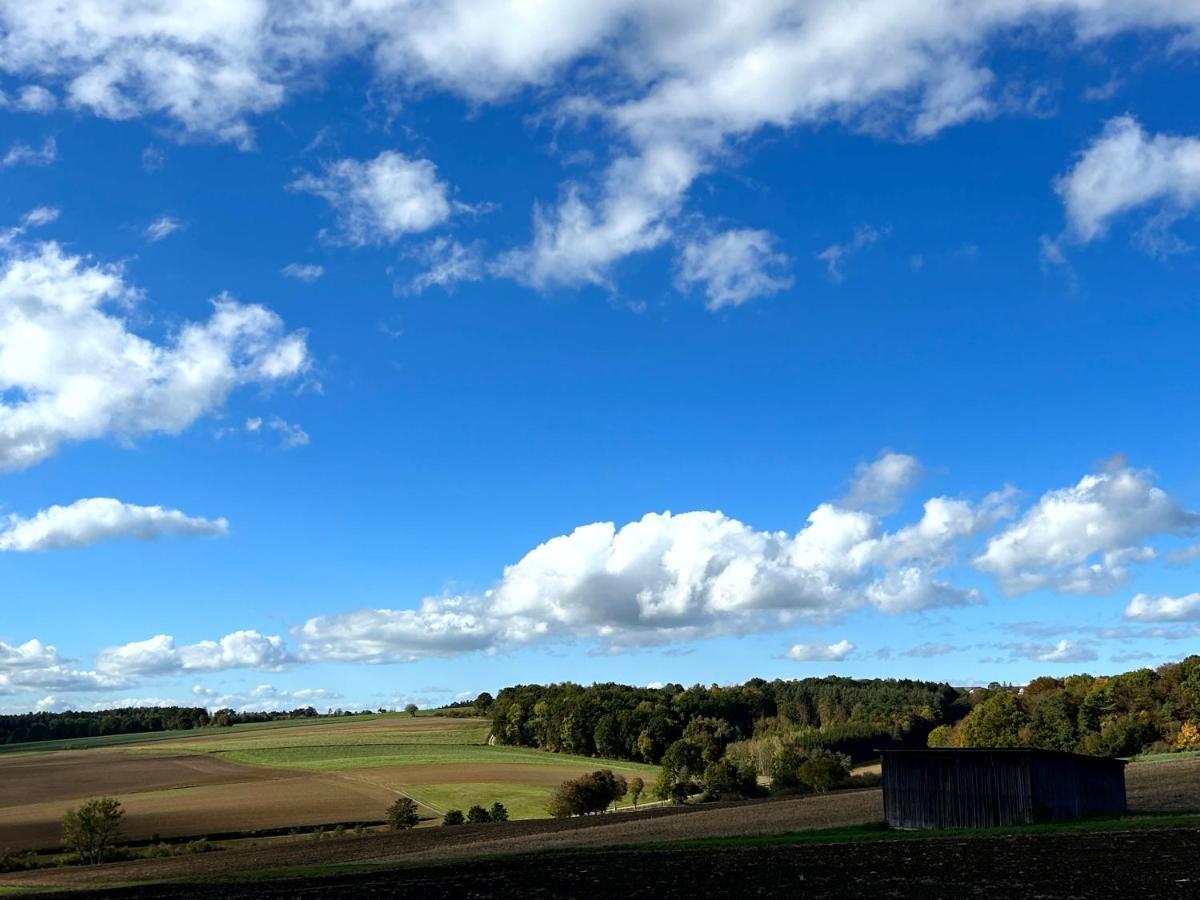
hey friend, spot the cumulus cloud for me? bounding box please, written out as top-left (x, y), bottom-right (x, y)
top-left (843, 451), bottom-right (925, 514)
top-left (784, 639), bottom-right (855, 662)
top-left (291, 151), bottom-right (456, 245)
top-left (1056, 116), bottom-right (1200, 249)
top-left (974, 461), bottom-right (1199, 595)
top-left (1, 136), bottom-right (55, 167)
top-left (191, 683), bottom-right (341, 713)
top-left (817, 225), bottom-right (886, 283)
top-left (0, 241), bottom-right (310, 470)
top-left (6, 84), bottom-right (57, 112)
top-left (96, 631), bottom-right (291, 678)
top-left (281, 263), bottom-right (324, 282)
top-left (676, 228), bottom-right (792, 310)
top-left (1124, 592), bottom-right (1200, 622)
top-left (0, 639), bottom-right (122, 695)
top-left (298, 457), bottom-right (1014, 661)
top-left (144, 215), bottom-right (183, 242)
top-left (0, 498), bottom-right (227, 551)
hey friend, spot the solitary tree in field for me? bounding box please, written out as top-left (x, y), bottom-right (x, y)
top-left (442, 809), bottom-right (465, 826)
top-left (62, 797), bottom-right (124, 864)
top-left (488, 802), bottom-right (509, 822)
top-left (629, 776), bottom-right (644, 807)
top-left (404, 703), bottom-right (419, 717)
top-left (386, 796), bottom-right (420, 830)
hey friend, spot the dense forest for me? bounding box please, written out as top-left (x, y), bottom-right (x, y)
top-left (491, 656), bottom-right (1200, 781)
top-left (0, 705), bottom-right (323, 746)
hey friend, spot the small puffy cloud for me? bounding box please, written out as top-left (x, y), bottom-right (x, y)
top-left (21, 206), bottom-right (59, 228)
top-left (145, 216), bottom-right (183, 242)
top-left (0, 241), bottom-right (310, 470)
top-left (1004, 639), bottom-right (1098, 663)
top-left (974, 461), bottom-right (1199, 595)
top-left (96, 631), bottom-right (291, 677)
top-left (291, 151), bottom-right (455, 245)
top-left (13, 85), bottom-right (57, 113)
top-left (296, 599), bottom-right (499, 664)
top-left (2, 137), bottom-right (56, 167)
top-left (676, 228), bottom-right (792, 310)
top-left (785, 639), bottom-right (855, 662)
top-left (902, 642), bottom-right (955, 658)
top-left (843, 451), bottom-right (925, 514)
top-left (281, 263), bottom-right (324, 282)
top-left (267, 417), bottom-right (309, 448)
top-left (817, 225), bottom-right (886, 283)
top-left (1056, 116), bottom-right (1200, 248)
top-left (1124, 592), bottom-right (1200, 622)
top-left (0, 498), bottom-right (228, 551)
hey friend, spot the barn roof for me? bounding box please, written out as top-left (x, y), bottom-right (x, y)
top-left (879, 748), bottom-right (1126, 766)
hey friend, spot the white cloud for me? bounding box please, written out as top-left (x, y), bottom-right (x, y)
top-left (0, 639), bottom-right (123, 695)
top-left (1, 136), bottom-right (55, 167)
top-left (785, 639), bottom-right (855, 662)
top-left (1124, 592), bottom-right (1200, 622)
top-left (0, 241), bottom-right (310, 470)
top-left (145, 215), bottom-right (183, 242)
top-left (11, 84), bottom-right (56, 112)
top-left (298, 455), bottom-right (1011, 661)
top-left (902, 642), bottom-right (955, 657)
top-left (20, 206), bottom-right (58, 227)
top-left (975, 461), bottom-right (1199, 595)
top-left (291, 151), bottom-right (456, 245)
top-left (406, 238), bottom-right (484, 294)
top-left (843, 451), bottom-right (924, 514)
top-left (267, 416), bottom-right (309, 448)
top-left (1056, 116), bottom-right (1200, 248)
top-left (817, 225), bottom-right (886, 283)
top-left (676, 228), bottom-right (792, 310)
top-left (1005, 639), bottom-right (1098, 663)
top-left (191, 683), bottom-right (341, 713)
top-left (0, 498), bottom-right (227, 551)
top-left (96, 631), bottom-right (291, 678)
top-left (281, 263), bottom-right (324, 282)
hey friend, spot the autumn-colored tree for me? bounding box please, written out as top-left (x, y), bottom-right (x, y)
top-left (385, 797), bottom-right (420, 830)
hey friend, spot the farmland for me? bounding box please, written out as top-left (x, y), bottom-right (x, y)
top-left (0, 714), bottom-right (658, 851)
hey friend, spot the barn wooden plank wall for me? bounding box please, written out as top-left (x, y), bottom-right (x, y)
top-left (881, 749), bottom-right (1126, 830)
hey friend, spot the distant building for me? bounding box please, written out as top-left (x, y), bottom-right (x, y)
top-left (881, 748), bottom-right (1126, 830)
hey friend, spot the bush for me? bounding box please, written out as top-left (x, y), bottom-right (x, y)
top-left (0, 848), bottom-right (38, 873)
top-left (62, 797), bottom-right (124, 865)
top-left (798, 750), bottom-right (851, 793)
top-left (769, 746), bottom-right (806, 792)
top-left (386, 797), bottom-right (420, 830)
top-left (466, 805), bottom-right (491, 823)
top-left (442, 809), bottom-right (465, 826)
top-left (488, 802), bottom-right (509, 822)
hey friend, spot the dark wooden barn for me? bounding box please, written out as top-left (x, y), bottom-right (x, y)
top-left (880, 748), bottom-right (1126, 830)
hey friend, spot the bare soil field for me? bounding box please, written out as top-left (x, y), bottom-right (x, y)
top-left (0, 751), bottom-right (396, 851)
top-left (39, 827), bottom-right (1200, 900)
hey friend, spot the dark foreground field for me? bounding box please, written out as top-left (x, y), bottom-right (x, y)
top-left (29, 826), bottom-right (1200, 899)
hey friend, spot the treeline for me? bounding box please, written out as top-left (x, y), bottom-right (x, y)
top-left (0, 705), bottom-right (323, 746)
top-left (935, 654), bottom-right (1200, 756)
top-left (491, 677), bottom-right (961, 766)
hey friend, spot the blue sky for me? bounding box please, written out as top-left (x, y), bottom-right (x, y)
top-left (2, 2), bottom-right (1200, 713)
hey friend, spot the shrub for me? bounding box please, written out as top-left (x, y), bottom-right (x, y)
top-left (442, 809), bottom-right (465, 826)
top-left (798, 751), bottom-right (850, 793)
top-left (386, 797), bottom-right (420, 830)
top-left (488, 802), bottom-right (509, 822)
top-left (466, 805), bottom-right (491, 823)
top-left (61, 797), bottom-right (124, 865)
top-left (629, 776), bottom-right (645, 806)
